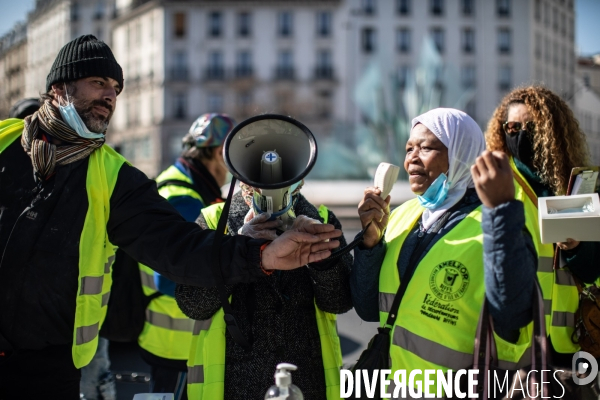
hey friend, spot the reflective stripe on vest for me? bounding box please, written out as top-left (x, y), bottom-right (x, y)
top-left (145, 309), bottom-right (195, 332)
top-left (73, 141), bottom-right (124, 367)
top-left (137, 167), bottom-right (199, 361)
top-left (139, 260), bottom-right (197, 359)
top-left (0, 119), bottom-right (125, 368)
top-left (379, 198), bottom-right (532, 393)
top-left (139, 264), bottom-right (158, 293)
top-left (156, 165), bottom-right (203, 202)
top-left (550, 254), bottom-right (580, 353)
top-left (510, 158), bottom-right (579, 353)
top-left (138, 271), bottom-right (195, 361)
top-left (187, 203), bottom-right (342, 400)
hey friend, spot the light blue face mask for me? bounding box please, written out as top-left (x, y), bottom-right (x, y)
top-left (58, 86), bottom-right (105, 139)
top-left (417, 172), bottom-right (450, 209)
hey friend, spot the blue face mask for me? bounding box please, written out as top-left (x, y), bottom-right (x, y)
top-left (417, 173), bottom-right (450, 209)
top-left (58, 87), bottom-right (105, 139)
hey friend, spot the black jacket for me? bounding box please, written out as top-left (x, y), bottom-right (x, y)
top-left (0, 138), bottom-right (265, 350)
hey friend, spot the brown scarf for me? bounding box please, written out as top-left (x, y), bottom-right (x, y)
top-left (21, 100), bottom-right (105, 180)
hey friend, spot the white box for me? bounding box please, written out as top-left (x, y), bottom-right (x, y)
top-left (538, 193), bottom-right (600, 244)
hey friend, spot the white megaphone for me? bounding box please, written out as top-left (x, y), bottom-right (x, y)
top-left (223, 114), bottom-right (318, 229)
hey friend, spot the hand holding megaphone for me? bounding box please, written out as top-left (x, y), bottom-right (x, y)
top-left (238, 210), bottom-right (282, 240)
top-left (223, 114), bottom-right (341, 269)
top-left (224, 114), bottom-right (317, 230)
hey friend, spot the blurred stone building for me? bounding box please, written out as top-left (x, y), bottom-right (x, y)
top-left (25, 0), bottom-right (116, 100)
top-left (107, 0), bottom-right (580, 177)
top-left (576, 55), bottom-right (600, 165)
top-left (577, 54), bottom-right (600, 95)
top-left (109, 0), bottom-right (344, 176)
top-left (2, 0), bottom-right (592, 176)
top-left (0, 23), bottom-right (28, 118)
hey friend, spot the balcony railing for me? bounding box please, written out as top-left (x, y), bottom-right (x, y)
top-left (463, 44), bottom-right (474, 53)
top-left (498, 45), bottom-right (511, 54)
top-left (314, 67), bottom-right (334, 80)
top-left (275, 67), bottom-right (295, 80)
top-left (205, 67), bottom-right (225, 81)
top-left (170, 67), bottom-right (189, 81)
top-left (235, 66), bottom-right (254, 78)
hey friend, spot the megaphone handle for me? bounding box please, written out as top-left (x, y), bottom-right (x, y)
top-left (315, 222), bottom-right (371, 265)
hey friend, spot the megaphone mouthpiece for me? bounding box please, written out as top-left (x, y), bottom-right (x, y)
top-left (261, 150), bottom-right (283, 185)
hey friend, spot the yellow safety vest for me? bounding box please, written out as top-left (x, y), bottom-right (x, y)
top-left (509, 158), bottom-right (579, 353)
top-left (137, 166), bottom-right (199, 360)
top-left (0, 119), bottom-right (126, 368)
top-left (155, 165), bottom-right (204, 203)
top-left (187, 203), bottom-right (342, 400)
top-left (379, 199), bottom-right (532, 394)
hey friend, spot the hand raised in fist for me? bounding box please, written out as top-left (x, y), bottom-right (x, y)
top-left (470, 150), bottom-right (515, 209)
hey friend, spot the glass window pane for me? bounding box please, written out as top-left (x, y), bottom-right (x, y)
top-left (209, 12), bottom-right (222, 37)
top-left (397, 0), bottom-right (411, 15)
top-left (278, 12), bottom-right (293, 37)
top-left (397, 28), bottom-right (411, 53)
top-left (174, 13), bottom-right (186, 38)
top-left (238, 12), bottom-right (251, 37)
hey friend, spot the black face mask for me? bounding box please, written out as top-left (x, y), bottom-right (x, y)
top-left (505, 130), bottom-right (535, 168)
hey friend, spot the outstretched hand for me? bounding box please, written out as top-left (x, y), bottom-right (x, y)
top-left (261, 224), bottom-right (342, 270)
top-left (358, 187), bottom-right (391, 248)
top-left (290, 215), bottom-right (321, 231)
top-left (471, 150), bottom-right (515, 209)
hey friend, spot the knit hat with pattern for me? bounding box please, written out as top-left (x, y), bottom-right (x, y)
top-left (46, 34), bottom-right (123, 92)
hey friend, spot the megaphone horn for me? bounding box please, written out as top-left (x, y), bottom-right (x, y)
top-left (223, 114), bottom-right (318, 228)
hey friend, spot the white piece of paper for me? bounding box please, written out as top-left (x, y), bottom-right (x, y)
top-left (572, 170), bottom-right (599, 195)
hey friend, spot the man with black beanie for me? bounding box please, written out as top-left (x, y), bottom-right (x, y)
top-left (0, 35), bottom-right (341, 398)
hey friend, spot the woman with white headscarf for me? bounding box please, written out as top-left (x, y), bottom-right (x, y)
top-left (351, 108), bottom-right (537, 396)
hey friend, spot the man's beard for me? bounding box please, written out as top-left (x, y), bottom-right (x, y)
top-left (73, 98), bottom-right (114, 133)
top-left (66, 83), bottom-right (114, 133)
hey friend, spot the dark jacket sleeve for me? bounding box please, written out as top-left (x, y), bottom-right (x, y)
top-left (174, 212), bottom-right (235, 320)
top-left (350, 239), bottom-right (386, 322)
top-left (306, 210), bottom-right (353, 315)
top-left (153, 187), bottom-right (207, 297)
top-left (107, 164), bottom-right (267, 287)
top-left (564, 242), bottom-right (600, 283)
top-left (176, 284), bottom-right (230, 320)
top-left (482, 200), bottom-right (537, 341)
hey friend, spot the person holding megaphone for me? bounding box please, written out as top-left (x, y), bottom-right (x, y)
top-left (175, 115), bottom-right (352, 400)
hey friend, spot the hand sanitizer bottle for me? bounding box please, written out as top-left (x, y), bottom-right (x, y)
top-left (264, 363), bottom-right (304, 400)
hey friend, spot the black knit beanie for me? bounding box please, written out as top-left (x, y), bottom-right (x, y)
top-left (46, 34), bottom-right (124, 92)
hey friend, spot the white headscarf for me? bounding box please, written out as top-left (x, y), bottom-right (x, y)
top-left (410, 108), bottom-right (485, 230)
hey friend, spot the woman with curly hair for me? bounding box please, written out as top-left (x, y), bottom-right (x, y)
top-left (486, 85), bottom-right (600, 366)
